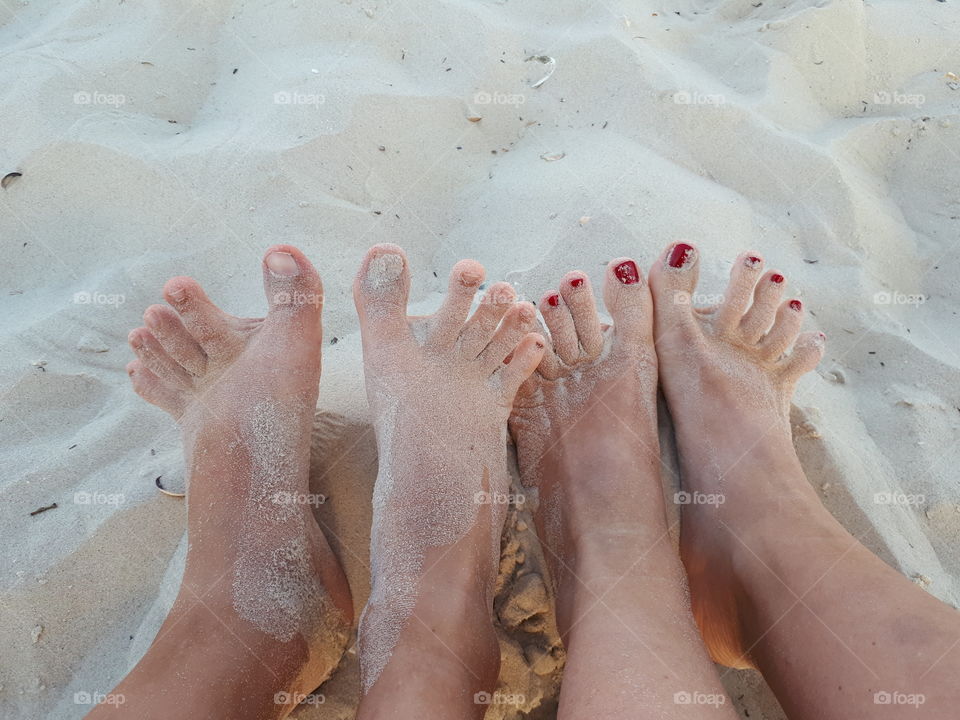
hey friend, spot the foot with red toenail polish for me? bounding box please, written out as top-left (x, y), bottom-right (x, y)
top-left (510, 260), bottom-right (661, 613)
top-left (647, 243), bottom-right (825, 669)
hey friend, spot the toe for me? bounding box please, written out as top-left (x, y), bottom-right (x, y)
top-left (716, 252), bottom-right (764, 335)
top-left (128, 328), bottom-right (193, 388)
top-left (539, 291), bottom-right (580, 365)
top-left (478, 302), bottom-right (537, 375)
top-left (778, 331), bottom-right (826, 382)
top-left (262, 245), bottom-right (324, 329)
top-left (353, 244), bottom-right (411, 343)
top-left (143, 305), bottom-right (207, 376)
top-left (758, 299), bottom-right (804, 360)
top-left (458, 281), bottom-right (516, 358)
top-left (559, 271), bottom-right (604, 359)
top-left (430, 259), bottom-right (485, 346)
top-left (127, 359), bottom-right (186, 417)
top-left (493, 333), bottom-right (546, 403)
top-left (647, 242), bottom-right (701, 344)
top-left (163, 276), bottom-right (238, 357)
top-left (740, 270), bottom-right (786, 342)
top-left (602, 257), bottom-right (654, 346)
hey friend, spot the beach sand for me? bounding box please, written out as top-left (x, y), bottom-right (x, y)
top-left (2, 0), bottom-right (959, 717)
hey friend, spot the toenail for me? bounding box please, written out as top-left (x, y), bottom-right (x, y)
top-left (745, 255), bottom-right (763, 268)
top-left (570, 276), bottom-right (585, 289)
top-left (128, 330), bottom-right (143, 349)
top-left (770, 273), bottom-right (785, 284)
top-left (547, 293), bottom-right (561, 307)
top-left (365, 252), bottom-right (404, 287)
top-left (535, 340), bottom-right (545, 349)
top-left (790, 299), bottom-right (802, 312)
top-left (614, 261), bottom-right (640, 285)
top-left (667, 243), bottom-right (694, 269)
top-left (144, 309), bottom-right (159, 329)
top-left (519, 306), bottom-right (535, 323)
top-left (167, 285), bottom-right (186, 302)
top-left (458, 269), bottom-right (483, 287)
top-left (266, 251), bottom-right (300, 277)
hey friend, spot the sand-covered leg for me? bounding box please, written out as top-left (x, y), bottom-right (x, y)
top-left (649, 242), bottom-right (960, 719)
top-left (352, 245), bottom-right (544, 720)
top-left (509, 260), bottom-right (737, 720)
top-left (90, 246), bottom-right (352, 720)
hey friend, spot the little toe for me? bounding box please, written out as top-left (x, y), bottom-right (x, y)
top-left (353, 244), bottom-right (412, 345)
top-left (777, 331), bottom-right (826, 382)
top-left (602, 257), bottom-right (654, 346)
top-left (758, 299), bottom-right (805, 360)
top-left (740, 270), bottom-right (786, 342)
top-left (459, 281), bottom-right (516, 358)
top-left (430, 259), bottom-right (485, 346)
top-left (143, 305), bottom-right (207, 376)
top-left (163, 276), bottom-right (238, 357)
top-left (127, 359), bottom-right (186, 417)
top-left (647, 242), bottom-right (701, 342)
top-left (478, 302), bottom-right (538, 375)
top-left (128, 328), bottom-right (193, 388)
top-left (493, 333), bottom-right (546, 404)
top-left (262, 245), bottom-right (324, 336)
top-left (559, 271), bottom-right (604, 359)
top-left (539, 291), bottom-right (580, 365)
top-left (716, 252), bottom-right (765, 335)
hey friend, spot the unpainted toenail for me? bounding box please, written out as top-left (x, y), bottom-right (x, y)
top-left (168, 285), bottom-right (186, 302)
top-left (365, 252), bottom-right (404, 288)
top-left (144, 310), bottom-right (159, 329)
top-left (128, 331), bottom-right (143, 348)
top-left (458, 269), bottom-right (483, 287)
top-left (267, 251), bottom-right (299, 277)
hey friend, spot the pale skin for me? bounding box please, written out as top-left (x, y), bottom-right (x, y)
top-left (648, 241), bottom-right (960, 719)
top-left (90, 242), bottom-right (959, 719)
top-left (90, 246), bottom-right (352, 720)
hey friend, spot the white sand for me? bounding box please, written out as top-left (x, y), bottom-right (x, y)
top-left (2, 0), bottom-right (960, 717)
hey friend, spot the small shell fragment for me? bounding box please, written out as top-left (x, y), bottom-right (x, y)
top-left (539, 151), bottom-right (565, 161)
top-left (2, 172), bottom-right (22, 189)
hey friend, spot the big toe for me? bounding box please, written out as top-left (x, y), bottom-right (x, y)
top-left (262, 245), bottom-right (324, 335)
top-left (353, 244), bottom-right (411, 343)
top-left (602, 257), bottom-right (654, 347)
top-left (647, 241), bottom-right (700, 342)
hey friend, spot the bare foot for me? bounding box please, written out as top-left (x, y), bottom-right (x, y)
top-left (352, 244), bottom-right (544, 715)
top-left (508, 260), bottom-right (662, 605)
top-left (648, 242), bottom-right (825, 669)
top-left (510, 260), bottom-right (738, 719)
top-left (99, 246), bottom-right (352, 720)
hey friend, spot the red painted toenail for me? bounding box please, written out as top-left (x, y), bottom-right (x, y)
top-left (770, 273), bottom-right (785, 284)
top-left (746, 255), bottom-right (762, 268)
top-left (547, 293), bottom-right (561, 307)
top-left (535, 340), bottom-right (545, 349)
top-left (570, 277), bottom-right (585, 288)
top-left (614, 261), bottom-right (640, 285)
top-left (668, 243), bottom-right (694, 269)
top-left (790, 299), bottom-right (802, 312)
